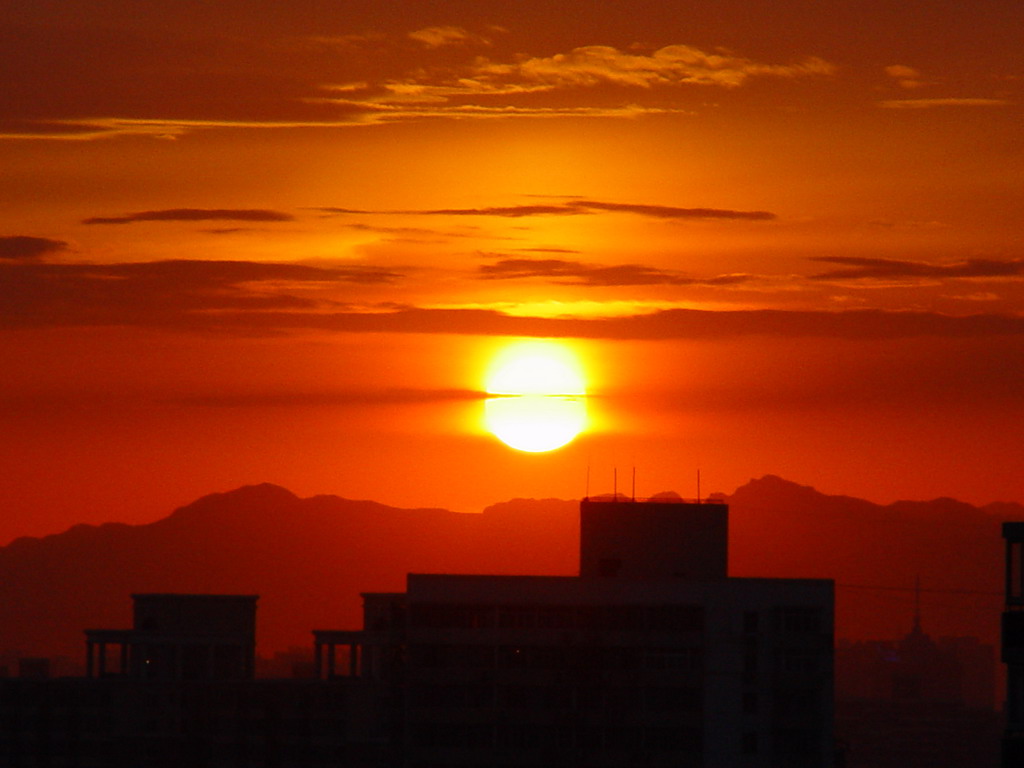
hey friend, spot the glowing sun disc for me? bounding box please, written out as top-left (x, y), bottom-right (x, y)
top-left (483, 341), bottom-right (588, 452)
top-left (485, 395), bottom-right (586, 453)
top-left (485, 341), bottom-right (585, 396)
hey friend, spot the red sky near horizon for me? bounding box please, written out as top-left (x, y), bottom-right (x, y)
top-left (1, 0), bottom-right (1022, 543)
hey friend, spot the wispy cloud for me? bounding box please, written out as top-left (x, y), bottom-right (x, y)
top-left (471, 45), bottom-right (836, 91)
top-left (0, 259), bottom-right (401, 331)
top-left (878, 97), bottom-right (1012, 109)
top-left (479, 257), bottom-right (751, 287)
top-left (0, 236), bottom-right (68, 260)
top-left (0, 117), bottom-right (387, 142)
top-left (1, 34), bottom-right (836, 140)
top-left (312, 43), bottom-right (835, 124)
top-left (320, 199), bottom-right (775, 221)
top-left (884, 64), bottom-right (927, 89)
top-left (408, 26), bottom-right (491, 49)
top-left (1, 259), bottom-right (1021, 342)
top-left (342, 223), bottom-right (480, 240)
top-left (83, 209), bottom-right (295, 225)
top-left (185, 306), bottom-right (1024, 341)
top-left (176, 387), bottom-right (485, 408)
top-left (811, 256), bottom-right (1024, 280)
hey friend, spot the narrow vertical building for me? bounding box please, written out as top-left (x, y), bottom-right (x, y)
top-left (1002, 523), bottom-right (1024, 765)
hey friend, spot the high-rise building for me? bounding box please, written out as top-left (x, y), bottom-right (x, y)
top-left (318, 497), bottom-right (835, 767)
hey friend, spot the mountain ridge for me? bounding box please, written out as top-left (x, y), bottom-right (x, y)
top-left (1, 476), bottom-right (1017, 668)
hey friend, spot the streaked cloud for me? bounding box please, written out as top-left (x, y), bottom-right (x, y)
top-left (176, 387), bottom-right (486, 408)
top-left (0, 259), bottom-right (401, 330)
top-left (811, 256), bottom-right (1024, 280)
top-left (320, 199), bottom-right (775, 221)
top-left (878, 97), bottom-right (1012, 109)
top-left (0, 25), bottom-right (836, 140)
top-left (200, 306), bottom-right (1024, 341)
top-left (471, 45), bottom-right (836, 90)
top-left (408, 26), bottom-right (492, 49)
top-left (83, 209), bottom-right (295, 225)
top-left (3, 258), bottom-right (1020, 343)
top-left (0, 236), bottom-right (68, 260)
top-left (313, 43), bottom-right (836, 124)
top-left (884, 64), bottom-right (926, 89)
top-left (479, 257), bottom-right (751, 287)
top-left (0, 117), bottom-right (384, 142)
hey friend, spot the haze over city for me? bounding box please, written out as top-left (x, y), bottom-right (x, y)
top-left (2, 0), bottom-right (1022, 545)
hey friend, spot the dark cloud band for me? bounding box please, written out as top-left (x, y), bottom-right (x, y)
top-left (320, 199), bottom-right (775, 221)
top-left (811, 256), bottom-right (1024, 280)
top-left (83, 209), bottom-right (294, 225)
top-left (0, 236), bottom-right (68, 260)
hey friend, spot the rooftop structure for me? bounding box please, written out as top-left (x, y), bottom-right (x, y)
top-left (85, 593), bottom-right (257, 681)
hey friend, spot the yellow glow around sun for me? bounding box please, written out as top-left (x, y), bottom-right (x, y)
top-left (483, 341), bottom-right (588, 453)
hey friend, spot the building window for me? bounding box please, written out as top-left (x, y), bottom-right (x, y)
top-left (778, 648), bottom-right (820, 674)
top-left (647, 605), bottom-right (704, 632)
top-left (410, 604), bottom-right (494, 629)
top-left (775, 688), bottom-right (820, 718)
top-left (743, 611), bottom-right (759, 634)
top-left (773, 607), bottom-right (822, 634)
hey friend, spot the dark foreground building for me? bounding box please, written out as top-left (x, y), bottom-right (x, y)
top-left (1, 497), bottom-right (834, 767)
top-left (1003, 522), bottom-right (1024, 766)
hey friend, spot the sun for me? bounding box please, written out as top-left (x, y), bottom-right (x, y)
top-left (483, 341), bottom-right (588, 453)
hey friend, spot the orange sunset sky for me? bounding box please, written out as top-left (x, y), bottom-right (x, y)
top-left (1, 0), bottom-right (1022, 543)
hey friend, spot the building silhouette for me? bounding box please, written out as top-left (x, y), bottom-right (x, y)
top-left (84, 594), bottom-right (258, 681)
top-left (1002, 522), bottom-right (1024, 765)
top-left (834, 603), bottom-right (1001, 767)
top-left (1, 496), bottom-right (835, 767)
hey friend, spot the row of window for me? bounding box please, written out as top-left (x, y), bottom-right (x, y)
top-left (410, 604), bottom-right (705, 632)
top-left (410, 644), bottom-right (703, 672)
top-left (409, 683), bottom-right (703, 713)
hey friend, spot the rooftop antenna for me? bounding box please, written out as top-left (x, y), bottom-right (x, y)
top-left (613, 467), bottom-right (618, 500)
top-left (631, 465), bottom-right (636, 502)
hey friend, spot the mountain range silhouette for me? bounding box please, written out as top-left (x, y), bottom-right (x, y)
top-left (1, 476), bottom-right (1017, 666)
